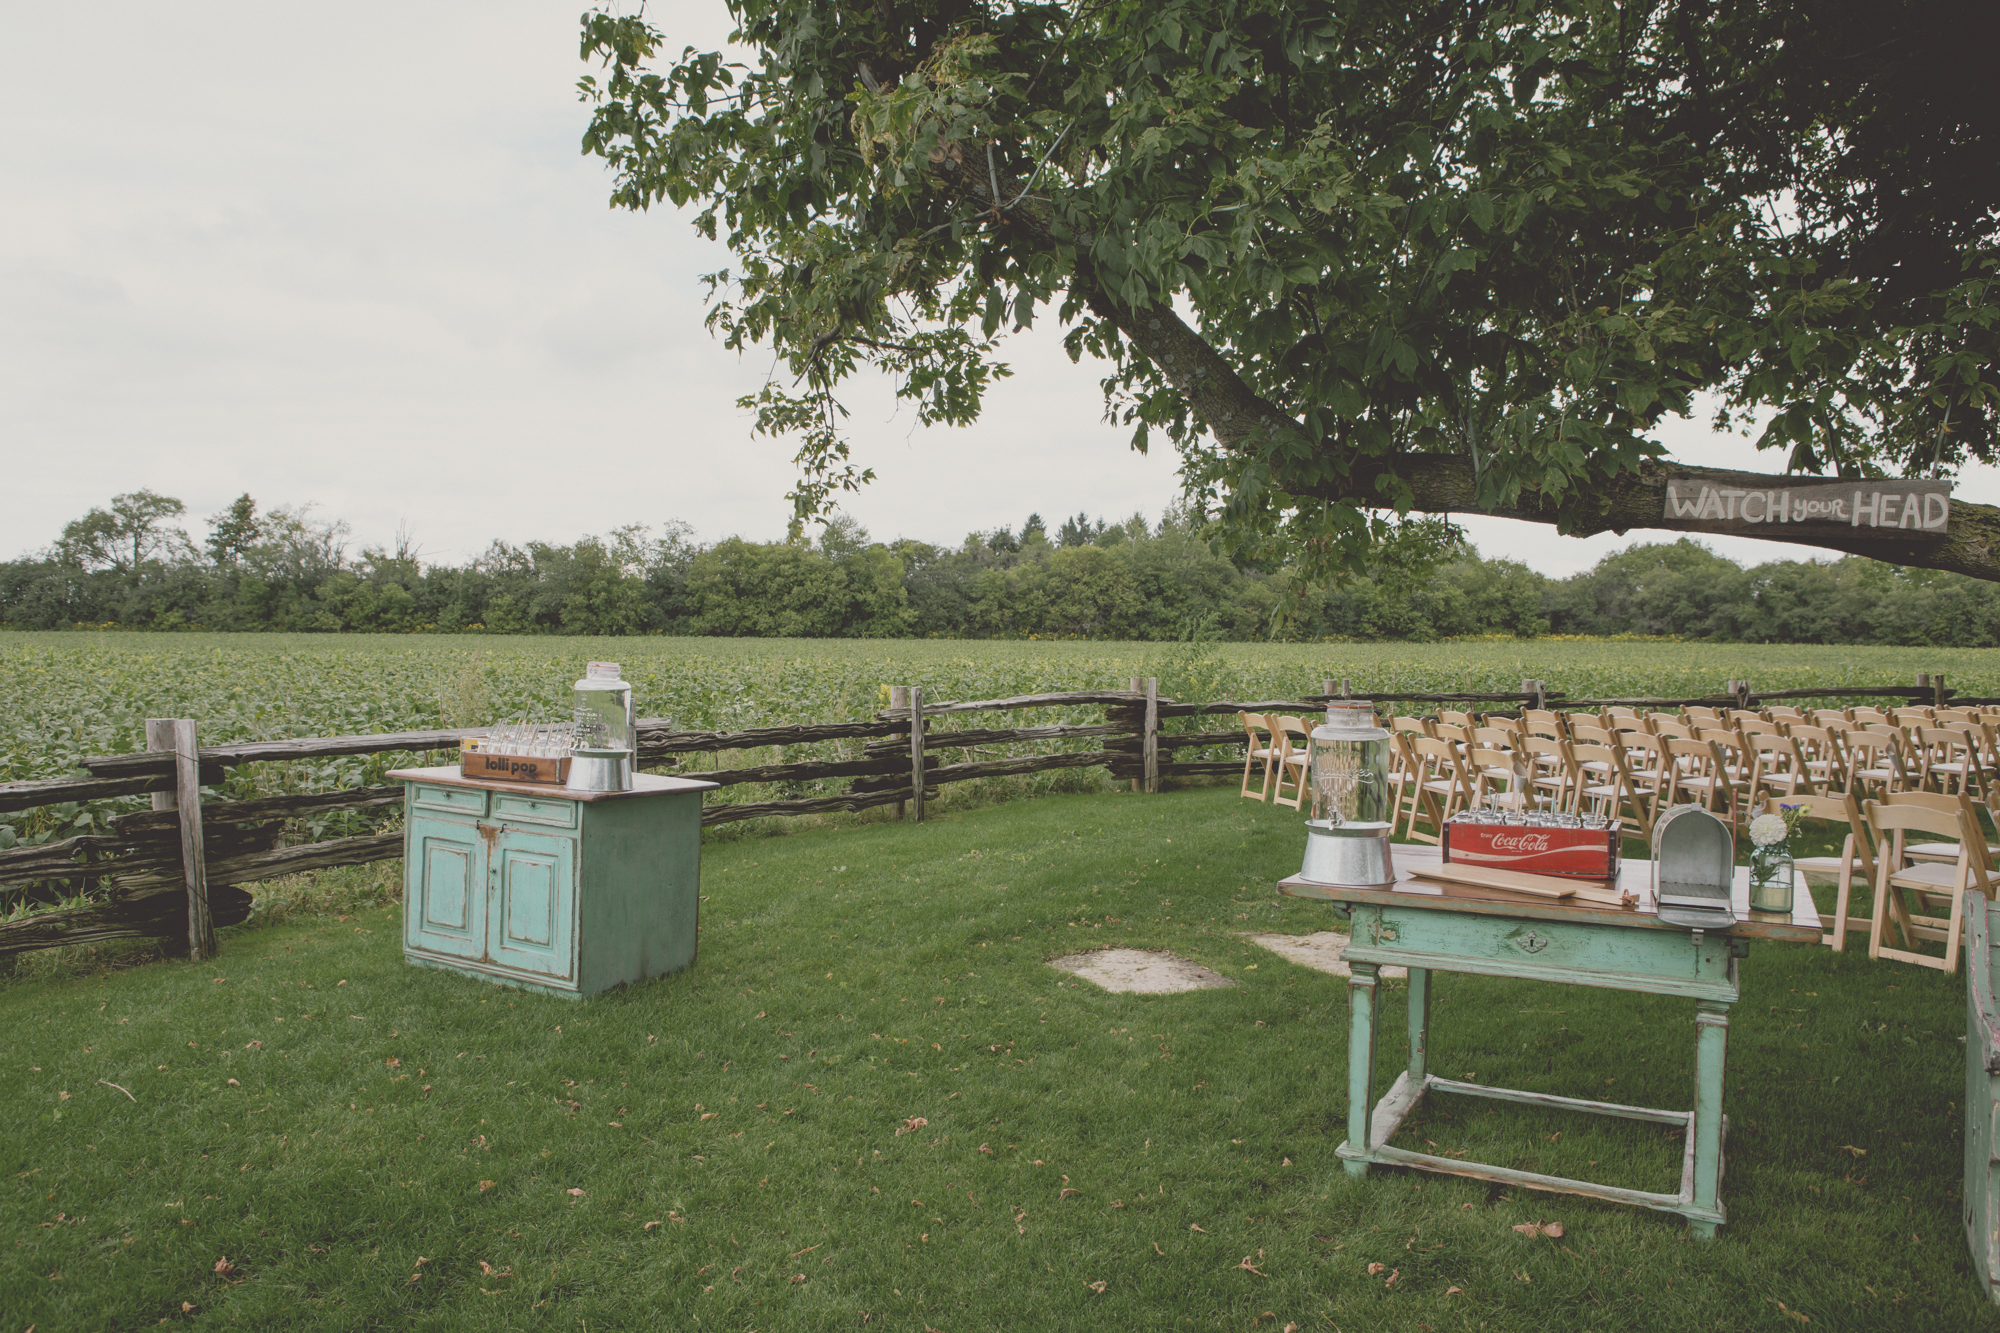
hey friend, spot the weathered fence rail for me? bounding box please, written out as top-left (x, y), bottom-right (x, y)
top-left (0, 671), bottom-right (1963, 960)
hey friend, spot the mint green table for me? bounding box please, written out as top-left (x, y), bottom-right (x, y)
top-left (1282, 844), bottom-right (1819, 1237)
top-left (390, 767), bottom-right (716, 998)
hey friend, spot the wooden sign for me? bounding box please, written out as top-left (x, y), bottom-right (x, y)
top-left (1662, 477), bottom-right (1950, 539)
top-left (461, 751), bottom-right (572, 785)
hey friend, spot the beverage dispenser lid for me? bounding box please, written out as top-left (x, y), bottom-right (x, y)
top-left (583, 661), bottom-right (623, 682)
top-left (1314, 701), bottom-right (1385, 740)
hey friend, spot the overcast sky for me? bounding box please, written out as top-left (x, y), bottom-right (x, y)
top-left (5, 1), bottom-right (1995, 580)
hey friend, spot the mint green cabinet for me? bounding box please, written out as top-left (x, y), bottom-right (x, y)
top-left (392, 768), bottom-right (716, 998)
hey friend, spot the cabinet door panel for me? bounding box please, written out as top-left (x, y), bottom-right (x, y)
top-left (407, 822), bottom-right (486, 959)
top-left (488, 829), bottom-right (575, 981)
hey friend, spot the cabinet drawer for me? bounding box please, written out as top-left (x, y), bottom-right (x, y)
top-left (493, 793), bottom-right (579, 828)
top-left (412, 784), bottom-right (486, 817)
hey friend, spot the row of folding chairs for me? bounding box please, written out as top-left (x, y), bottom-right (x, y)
top-left (1381, 705), bottom-right (2000, 840)
top-left (1238, 705), bottom-right (1997, 974)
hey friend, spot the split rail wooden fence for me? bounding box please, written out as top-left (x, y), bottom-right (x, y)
top-left (0, 673), bottom-right (1961, 961)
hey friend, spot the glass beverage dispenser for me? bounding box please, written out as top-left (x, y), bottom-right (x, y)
top-left (1297, 702), bottom-right (1396, 886)
top-left (566, 661), bottom-right (635, 793)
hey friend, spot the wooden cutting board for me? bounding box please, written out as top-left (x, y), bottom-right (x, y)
top-left (1409, 861), bottom-right (1636, 910)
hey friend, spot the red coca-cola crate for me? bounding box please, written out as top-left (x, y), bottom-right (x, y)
top-left (1442, 817), bottom-right (1621, 881)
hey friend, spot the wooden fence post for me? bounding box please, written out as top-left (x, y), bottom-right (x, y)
top-left (146, 720), bottom-right (178, 812)
top-left (888, 686), bottom-right (909, 820)
top-left (908, 687), bottom-right (925, 824)
top-left (1143, 678), bottom-right (1160, 794)
top-left (1128, 677), bottom-right (1143, 791)
top-left (1936, 673), bottom-right (1948, 709)
top-left (172, 719), bottom-right (214, 960)
top-left (1339, 678), bottom-right (1351, 699)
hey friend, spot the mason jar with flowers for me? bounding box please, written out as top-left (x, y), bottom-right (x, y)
top-left (1747, 805), bottom-right (1805, 919)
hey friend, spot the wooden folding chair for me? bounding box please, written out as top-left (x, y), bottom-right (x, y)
top-left (1767, 705), bottom-right (1804, 721)
top-left (1661, 735), bottom-right (1738, 825)
top-left (1270, 715), bottom-right (1311, 810)
top-left (1844, 731), bottom-right (1911, 801)
top-left (1238, 711), bottom-right (1281, 802)
top-left (1404, 734), bottom-right (1472, 843)
top-left (1572, 739), bottom-right (1653, 840)
top-left (1438, 709), bottom-right (1477, 729)
top-left (1864, 796), bottom-right (1995, 974)
top-left (1618, 731), bottom-right (1672, 807)
top-left (1698, 728), bottom-right (1757, 826)
top-left (1808, 709), bottom-right (1854, 728)
top-left (1785, 723), bottom-right (1848, 794)
top-left (1523, 710), bottom-right (1567, 742)
top-left (1517, 735), bottom-right (1578, 813)
top-left (1685, 706), bottom-right (1723, 727)
top-left (1754, 793), bottom-right (1872, 951)
top-left (1745, 730), bottom-right (1815, 799)
top-left (1917, 723), bottom-right (1986, 800)
top-left (1649, 716), bottom-right (1698, 741)
top-left (1882, 789), bottom-right (2000, 867)
top-left (1466, 743), bottom-right (1529, 811)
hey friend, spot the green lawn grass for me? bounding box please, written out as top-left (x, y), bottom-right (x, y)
top-left (4, 787), bottom-right (1993, 1330)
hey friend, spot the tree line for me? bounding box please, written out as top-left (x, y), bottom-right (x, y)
top-left (3, 490), bottom-right (1999, 645)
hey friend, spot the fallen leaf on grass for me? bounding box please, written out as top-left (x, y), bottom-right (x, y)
top-left (1060, 1188), bottom-right (1081, 1199)
top-left (1368, 1262), bottom-right (1385, 1276)
top-left (1446, 1286), bottom-right (1464, 1295)
top-left (478, 1180), bottom-right (495, 1192)
top-left (213, 1258), bottom-right (235, 1276)
top-left (182, 1302), bottom-right (196, 1313)
top-left (1154, 1242), bottom-right (1166, 1256)
top-left (791, 1273), bottom-right (807, 1284)
top-left (1236, 1256), bottom-right (1267, 1276)
top-left (1087, 1280), bottom-right (1107, 1294)
top-left (1189, 1224), bottom-right (1207, 1233)
top-left (477, 1261), bottom-right (511, 1277)
top-left (226, 1079), bottom-right (239, 1087)
top-left (644, 1221), bottom-right (662, 1231)
top-left (1511, 1221), bottom-right (1564, 1239)
top-left (1840, 1145), bottom-right (1868, 1158)
top-left (895, 1117), bottom-right (929, 1136)
top-left (978, 1143), bottom-right (994, 1155)
top-left (1384, 1269), bottom-right (1400, 1288)
top-left (567, 1188), bottom-right (585, 1197)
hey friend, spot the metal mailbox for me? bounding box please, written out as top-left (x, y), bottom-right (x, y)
top-left (1651, 805), bottom-right (1737, 931)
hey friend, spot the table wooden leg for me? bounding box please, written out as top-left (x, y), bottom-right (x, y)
top-left (1407, 966), bottom-right (1432, 1083)
top-left (1690, 1000), bottom-right (1730, 1237)
top-left (1345, 961), bottom-right (1381, 1177)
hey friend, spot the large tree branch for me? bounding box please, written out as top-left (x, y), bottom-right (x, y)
top-left (927, 153), bottom-right (2000, 582)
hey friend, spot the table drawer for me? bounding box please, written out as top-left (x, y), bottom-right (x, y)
top-left (411, 784), bottom-right (486, 817)
top-left (493, 792), bottom-right (578, 828)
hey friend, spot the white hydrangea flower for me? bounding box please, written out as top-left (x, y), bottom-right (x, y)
top-left (1748, 812), bottom-right (1789, 847)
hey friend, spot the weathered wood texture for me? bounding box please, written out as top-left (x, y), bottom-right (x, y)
top-left (852, 750), bottom-right (1121, 793)
top-left (171, 720), bottom-right (216, 960)
top-left (863, 722), bottom-right (1128, 753)
top-left (0, 770), bottom-right (217, 814)
top-left (698, 785), bottom-right (932, 826)
top-left (909, 687), bottom-right (926, 824)
top-left (636, 719), bottom-right (904, 757)
top-left (876, 690), bottom-right (1143, 719)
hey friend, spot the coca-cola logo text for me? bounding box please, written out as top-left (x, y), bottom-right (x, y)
top-left (1483, 832), bottom-right (1551, 853)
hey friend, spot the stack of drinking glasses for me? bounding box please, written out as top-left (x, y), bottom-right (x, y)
top-left (469, 720), bottom-right (577, 758)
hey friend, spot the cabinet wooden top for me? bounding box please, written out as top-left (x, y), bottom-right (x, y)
top-left (389, 766), bottom-right (718, 801)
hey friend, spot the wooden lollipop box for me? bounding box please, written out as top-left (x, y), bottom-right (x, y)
top-left (460, 748), bottom-right (571, 786)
